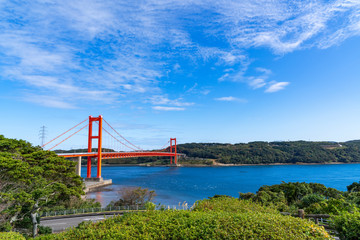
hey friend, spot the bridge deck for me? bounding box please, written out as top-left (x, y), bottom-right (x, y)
top-left (58, 151), bottom-right (185, 159)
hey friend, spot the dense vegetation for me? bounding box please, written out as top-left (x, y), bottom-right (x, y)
top-left (0, 232), bottom-right (25, 240)
top-left (0, 135), bottom-right (99, 237)
top-left (240, 181), bottom-right (360, 239)
top-left (36, 197), bottom-right (330, 240)
top-left (240, 182), bottom-right (345, 213)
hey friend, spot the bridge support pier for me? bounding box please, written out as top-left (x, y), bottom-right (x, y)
top-left (75, 156), bottom-right (81, 177)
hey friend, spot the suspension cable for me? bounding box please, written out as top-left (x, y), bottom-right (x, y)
top-left (102, 126), bottom-right (138, 151)
top-left (92, 121), bottom-right (138, 151)
top-left (103, 118), bottom-right (143, 151)
top-left (42, 118), bottom-right (88, 148)
top-left (48, 124), bottom-right (89, 151)
top-left (158, 140), bottom-right (170, 151)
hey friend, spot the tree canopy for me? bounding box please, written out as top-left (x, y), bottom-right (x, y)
top-left (0, 135), bottom-right (85, 234)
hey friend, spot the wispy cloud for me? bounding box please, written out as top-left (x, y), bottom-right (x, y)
top-left (152, 106), bottom-right (185, 111)
top-left (265, 82), bottom-right (290, 93)
top-left (214, 96), bottom-right (247, 103)
top-left (148, 95), bottom-right (194, 107)
top-left (249, 78), bottom-right (266, 89)
top-left (23, 95), bottom-right (77, 109)
top-left (214, 0), bottom-right (360, 53)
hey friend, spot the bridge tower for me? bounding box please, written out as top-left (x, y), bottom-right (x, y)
top-left (170, 138), bottom-right (177, 165)
top-left (87, 115), bottom-right (103, 179)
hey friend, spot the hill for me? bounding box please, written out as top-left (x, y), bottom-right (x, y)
top-left (58, 140), bottom-right (360, 165)
top-left (177, 140), bottom-right (360, 164)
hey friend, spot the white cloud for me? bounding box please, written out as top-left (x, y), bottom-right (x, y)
top-left (215, 0), bottom-right (360, 53)
top-left (201, 89), bottom-right (211, 95)
top-left (173, 63), bottom-right (181, 71)
top-left (249, 78), bottom-right (266, 89)
top-left (23, 95), bottom-right (77, 109)
top-left (255, 68), bottom-right (272, 75)
top-left (214, 96), bottom-right (247, 102)
top-left (219, 66), bottom-right (274, 91)
top-left (218, 73), bottom-right (230, 82)
top-left (265, 82), bottom-right (290, 93)
top-left (152, 106), bottom-right (185, 111)
top-left (185, 83), bottom-right (198, 93)
top-left (148, 95), bottom-right (194, 107)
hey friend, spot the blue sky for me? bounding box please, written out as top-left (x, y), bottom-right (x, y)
top-left (1, 0), bottom-right (360, 150)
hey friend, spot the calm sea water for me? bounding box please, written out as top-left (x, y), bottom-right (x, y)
top-left (83, 164), bottom-right (360, 207)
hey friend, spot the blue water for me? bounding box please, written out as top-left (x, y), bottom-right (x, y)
top-left (83, 164), bottom-right (360, 207)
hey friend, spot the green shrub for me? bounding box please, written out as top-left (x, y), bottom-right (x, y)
top-left (300, 194), bottom-right (325, 208)
top-left (145, 202), bottom-right (156, 210)
top-left (37, 198), bottom-right (330, 240)
top-left (0, 232), bottom-right (25, 240)
top-left (0, 222), bottom-right (12, 232)
top-left (239, 192), bottom-right (255, 200)
top-left (193, 196), bottom-right (278, 214)
top-left (38, 225), bottom-right (52, 235)
top-left (330, 211), bottom-right (360, 240)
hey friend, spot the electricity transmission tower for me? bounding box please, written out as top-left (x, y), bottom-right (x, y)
top-left (39, 126), bottom-right (47, 146)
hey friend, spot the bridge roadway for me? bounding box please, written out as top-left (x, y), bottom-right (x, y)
top-left (58, 151), bottom-right (185, 159)
top-left (40, 214), bottom-right (117, 233)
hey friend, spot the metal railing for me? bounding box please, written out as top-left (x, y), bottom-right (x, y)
top-left (40, 204), bottom-right (191, 218)
top-left (281, 210), bottom-right (331, 229)
top-left (40, 205), bottom-right (144, 217)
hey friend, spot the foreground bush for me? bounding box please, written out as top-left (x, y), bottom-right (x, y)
top-left (37, 198), bottom-right (330, 240)
top-left (193, 196), bottom-right (278, 214)
top-left (0, 232), bottom-right (25, 240)
top-left (330, 211), bottom-right (360, 240)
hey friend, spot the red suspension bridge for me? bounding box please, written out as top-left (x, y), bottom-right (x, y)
top-left (42, 115), bottom-right (183, 179)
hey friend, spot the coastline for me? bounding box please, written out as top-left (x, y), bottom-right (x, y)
top-left (86, 161), bottom-right (359, 167)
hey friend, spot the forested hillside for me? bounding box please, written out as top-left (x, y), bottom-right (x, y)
top-left (57, 140), bottom-right (360, 165)
top-left (177, 140), bottom-right (360, 164)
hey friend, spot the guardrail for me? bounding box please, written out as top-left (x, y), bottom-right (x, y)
top-left (40, 204), bottom-right (191, 218)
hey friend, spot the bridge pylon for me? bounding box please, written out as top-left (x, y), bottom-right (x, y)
top-left (170, 138), bottom-right (177, 165)
top-left (87, 115), bottom-right (103, 179)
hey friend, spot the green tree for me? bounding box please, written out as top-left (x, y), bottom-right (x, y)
top-left (0, 135), bottom-right (85, 237)
top-left (347, 181), bottom-right (360, 192)
top-left (108, 187), bottom-right (156, 207)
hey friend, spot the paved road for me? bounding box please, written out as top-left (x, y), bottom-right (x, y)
top-left (40, 214), bottom-right (116, 232)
